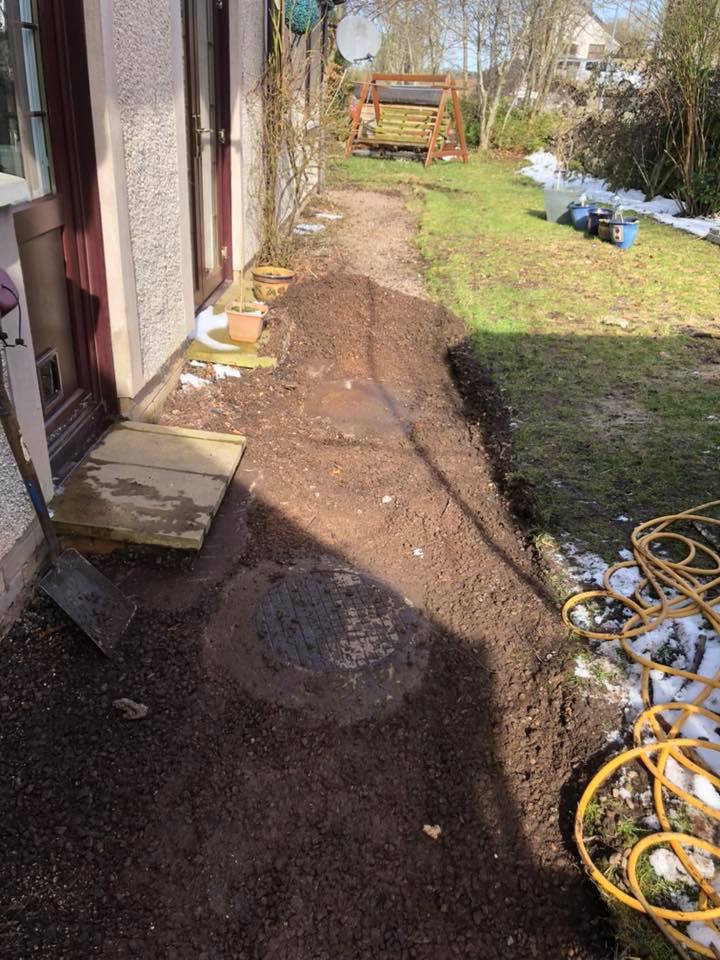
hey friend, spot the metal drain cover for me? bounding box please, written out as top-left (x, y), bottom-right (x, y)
top-left (255, 570), bottom-right (412, 672)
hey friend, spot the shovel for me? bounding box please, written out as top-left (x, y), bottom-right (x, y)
top-left (0, 355), bottom-right (136, 656)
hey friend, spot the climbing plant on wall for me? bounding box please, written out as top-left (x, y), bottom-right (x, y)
top-left (257, 0), bottom-right (344, 266)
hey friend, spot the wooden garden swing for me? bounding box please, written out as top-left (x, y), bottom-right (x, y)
top-left (344, 73), bottom-right (468, 168)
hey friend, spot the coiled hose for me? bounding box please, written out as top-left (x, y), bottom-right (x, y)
top-left (563, 500), bottom-right (720, 959)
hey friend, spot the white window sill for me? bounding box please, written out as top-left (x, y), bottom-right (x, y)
top-left (0, 173), bottom-right (30, 208)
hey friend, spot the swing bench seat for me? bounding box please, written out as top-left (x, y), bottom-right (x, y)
top-left (359, 104), bottom-right (446, 149)
top-left (346, 74), bottom-right (468, 168)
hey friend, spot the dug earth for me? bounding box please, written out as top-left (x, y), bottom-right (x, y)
top-left (0, 189), bottom-right (615, 958)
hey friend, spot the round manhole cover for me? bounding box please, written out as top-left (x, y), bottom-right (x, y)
top-left (255, 570), bottom-right (412, 672)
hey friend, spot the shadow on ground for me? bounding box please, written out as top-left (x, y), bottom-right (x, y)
top-left (0, 272), bottom-right (614, 960)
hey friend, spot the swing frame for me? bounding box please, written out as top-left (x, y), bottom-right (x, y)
top-left (344, 73), bottom-right (469, 169)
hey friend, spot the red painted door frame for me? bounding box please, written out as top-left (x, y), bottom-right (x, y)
top-left (39, 0), bottom-right (116, 410)
top-left (16, 0), bottom-right (116, 476)
top-left (216, 0), bottom-right (232, 286)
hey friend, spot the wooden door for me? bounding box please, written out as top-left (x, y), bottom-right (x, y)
top-left (184, 0), bottom-right (231, 308)
top-left (2, 0), bottom-right (115, 478)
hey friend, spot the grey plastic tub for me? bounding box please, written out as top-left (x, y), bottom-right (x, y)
top-left (543, 185), bottom-right (584, 224)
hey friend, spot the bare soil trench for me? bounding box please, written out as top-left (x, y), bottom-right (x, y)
top-left (1, 189), bottom-right (616, 958)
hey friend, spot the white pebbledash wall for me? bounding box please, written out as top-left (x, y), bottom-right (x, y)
top-left (84, 0), bottom-right (195, 404)
top-left (229, 0), bottom-right (267, 273)
top-left (0, 208), bottom-right (52, 614)
top-left (0, 0), bottom-right (317, 623)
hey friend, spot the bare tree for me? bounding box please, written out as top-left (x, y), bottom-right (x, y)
top-left (471, 0), bottom-right (532, 148)
top-left (351, 0), bottom-right (457, 74)
top-left (520, 0), bottom-right (584, 114)
top-left (649, 0), bottom-right (720, 213)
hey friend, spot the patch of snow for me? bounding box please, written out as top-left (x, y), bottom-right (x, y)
top-left (693, 774), bottom-right (720, 811)
top-left (575, 658), bottom-right (592, 680)
top-left (180, 373), bottom-right (209, 390)
top-left (649, 849), bottom-right (685, 884)
top-left (520, 150), bottom-right (720, 240)
top-left (687, 922), bottom-right (720, 952)
top-left (650, 847), bottom-right (715, 885)
top-left (191, 305), bottom-right (235, 354)
top-left (381, 495), bottom-right (393, 504)
top-left (557, 538), bottom-right (720, 780)
top-left (212, 364), bottom-right (242, 380)
top-left (293, 222), bottom-right (325, 235)
top-left (314, 212), bottom-right (343, 221)
top-left (412, 547), bottom-right (424, 558)
top-left (606, 563), bottom-right (643, 598)
top-left (556, 542), bottom-right (607, 587)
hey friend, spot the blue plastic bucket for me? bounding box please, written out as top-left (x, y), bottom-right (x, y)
top-left (569, 202), bottom-right (593, 231)
top-left (588, 206), bottom-right (612, 236)
top-left (609, 219), bottom-right (639, 250)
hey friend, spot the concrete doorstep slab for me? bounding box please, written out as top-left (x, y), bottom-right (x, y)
top-left (51, 422), bottom-right (246, 550)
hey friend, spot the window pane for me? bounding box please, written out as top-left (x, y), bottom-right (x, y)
top-left (29, 113), bottom-right (49, 192)
top-left (21, 26), bottom-right (41, 111)
top-left (0, 0), bottom-right (53, 198)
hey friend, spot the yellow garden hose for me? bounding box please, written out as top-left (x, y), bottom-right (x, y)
top-left (563, 500), bottom-right (720, 958)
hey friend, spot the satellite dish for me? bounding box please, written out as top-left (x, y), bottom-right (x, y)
top-left (336, 15), bottom-right (382, 65)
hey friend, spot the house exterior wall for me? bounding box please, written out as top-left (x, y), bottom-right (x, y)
top-left (0, 205), bottom-right (53, 619)
top-left (0, 0), bottom-right (198, 623)
top-left (558, 14), bottom-right (619, 82)
top-left (84, 0), bottom-right (195, 402)
top-left (0, 0), bottom-right (322, 625)
top-left (571, 16), bottom-right (613, 60)
top-left (230, 2), bottom-right (324, 274)
top-left (230, 0), bottom-right (267, 273)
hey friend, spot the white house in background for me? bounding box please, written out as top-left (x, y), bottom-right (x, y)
top-left (557, 10), bottom-right (620, 82)
top-left (0, 0), bottom-right (323, 622)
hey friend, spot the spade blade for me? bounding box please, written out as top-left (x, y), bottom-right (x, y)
top-left (40, 548), bottom-right (136, 657)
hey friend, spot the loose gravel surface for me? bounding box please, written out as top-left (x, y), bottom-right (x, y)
top-left (1, 190), bottom-right (616, 958)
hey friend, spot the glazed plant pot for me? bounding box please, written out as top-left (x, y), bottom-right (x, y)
top-left (251, 265), bottom-right (295, 302)
top-left (543, 186), bottom-right (583, 224)
top-left (588, 206), bottom-right (612, 237)
top-left (609, 218), bottom-right (640, 250)
top-left (568, 202), bottom-right (593, 232)
top-left (597, 219), bottom-right (613, 242)
top-left (226, 303), bottom-right (265, 343)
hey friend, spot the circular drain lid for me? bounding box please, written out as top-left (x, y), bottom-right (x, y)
top-left (255, 570), bottom-right (412, 672)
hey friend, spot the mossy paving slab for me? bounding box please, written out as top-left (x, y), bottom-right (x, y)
top-left (51, 422), bottom-right (246, 550)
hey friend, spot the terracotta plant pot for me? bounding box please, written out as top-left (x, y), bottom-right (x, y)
top-left (251, 265), bottom-right (295, 302)
top-left (225, 302), bottom-right (265, 343)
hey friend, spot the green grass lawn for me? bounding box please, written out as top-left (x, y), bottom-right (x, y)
top-left (331, 153), bottom-right (720, 559)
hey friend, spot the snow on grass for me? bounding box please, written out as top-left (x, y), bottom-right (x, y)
top-left (687, 922), bottom-right (720, 953)
top-left (520, 150), bottom-right (720, 240)
top-left (558, 539), bottom-right (720, 795)
top-left (650, 847), bottom-right (715, 888)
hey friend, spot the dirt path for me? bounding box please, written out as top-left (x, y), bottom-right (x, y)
top-left (1, 190), bottom-right (614, 958)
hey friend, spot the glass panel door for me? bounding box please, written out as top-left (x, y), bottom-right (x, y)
top-left (0, 0), bottom-right (53, 196)
top-left (185, 0), bottom-right (226, 306)
top-left (195, 0), bottom-right (218, 275)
